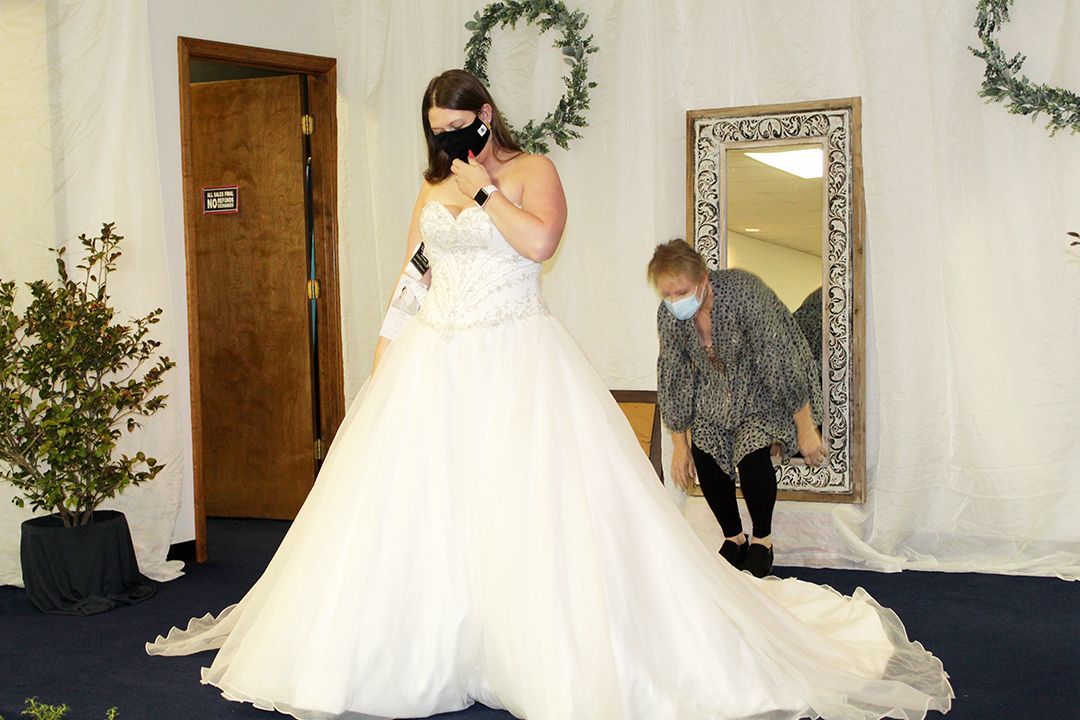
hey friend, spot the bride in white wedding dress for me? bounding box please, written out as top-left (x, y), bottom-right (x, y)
top-left (148, 70), bottom-right (952, 720)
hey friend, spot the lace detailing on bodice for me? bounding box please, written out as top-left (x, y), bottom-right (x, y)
top-left (416, 202), bottom-right (549, 332)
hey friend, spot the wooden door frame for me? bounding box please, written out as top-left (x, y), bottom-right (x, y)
top-left (178, 37), bottom-right (345, 562)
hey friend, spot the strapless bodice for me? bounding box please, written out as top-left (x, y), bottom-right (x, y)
top-left (415, 202), bottom-right (549, 332)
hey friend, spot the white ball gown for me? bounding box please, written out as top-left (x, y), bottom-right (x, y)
top-left (148, 201), bottom-right (953, 720)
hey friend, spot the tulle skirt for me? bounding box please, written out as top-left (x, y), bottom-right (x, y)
top-left (148, 313), bottom-right (952, 719)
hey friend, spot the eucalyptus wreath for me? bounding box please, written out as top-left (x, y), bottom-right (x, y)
top-left (464, 0), bottom-right (598, 154)
top-left (971, 0), bottom-right (1080, 135)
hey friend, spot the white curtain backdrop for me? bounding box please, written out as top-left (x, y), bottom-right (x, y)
top-left (2, 0), bottom-right (1077, 585)
top-left (332, 0), bottom-right (1080, 578)
top-left (0, 0), bottom-right (184, 585)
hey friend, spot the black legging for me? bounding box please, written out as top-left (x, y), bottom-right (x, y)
top-left (691, 443), bottom-right (777, 539)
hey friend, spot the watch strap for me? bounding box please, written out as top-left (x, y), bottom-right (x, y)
top-left (474, 184), bottom-right (499, 206)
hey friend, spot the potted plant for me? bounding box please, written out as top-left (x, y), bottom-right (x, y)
top-left (0, 222), bottom-right (175, 615)
top-left (1, 698), bottom-right (118, 720)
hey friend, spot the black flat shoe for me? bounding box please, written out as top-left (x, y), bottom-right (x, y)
top-left (719, 535), bottom-right (749, 569)
top-left (743, 543), bottom-right (774, 578)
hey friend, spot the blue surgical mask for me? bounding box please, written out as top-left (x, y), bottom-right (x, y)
top-left (664, 282), bottom-right (705, 321)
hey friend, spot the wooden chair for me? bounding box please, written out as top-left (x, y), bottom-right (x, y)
top-left (610, 390), bottom-right (664, 484)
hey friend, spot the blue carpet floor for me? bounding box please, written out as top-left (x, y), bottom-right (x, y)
top-left (1, 518), bottom-right (1076, 719)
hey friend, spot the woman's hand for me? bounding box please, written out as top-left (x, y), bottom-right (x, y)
top-left (671, 441), bottom-right (697, 491)
top-left (793, 402), bottom-right (825, 466)
top-left (797, 425), bottom-right (826, 466)
top-left (450, 154), bottom-right (492, 199)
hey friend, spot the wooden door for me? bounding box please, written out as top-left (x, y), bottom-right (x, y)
top-left (189, 75), bottom-right (315, 519)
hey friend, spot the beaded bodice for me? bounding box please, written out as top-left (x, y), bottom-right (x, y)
top-left (415, 202), bottom-right (549, 332)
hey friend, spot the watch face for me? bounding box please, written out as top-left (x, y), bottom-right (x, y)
top-left (474, 188), bottom-right (489, 206)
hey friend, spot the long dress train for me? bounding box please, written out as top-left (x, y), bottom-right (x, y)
top-left (148, 202), bottom-right (952, 720)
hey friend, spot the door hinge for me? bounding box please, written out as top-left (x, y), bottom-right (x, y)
top-left (301, 114), bottom-right (314, 136)
top-left (307, 279), bottom-right (321, 300)
top-left (315, 437), bottom-right (325, 460)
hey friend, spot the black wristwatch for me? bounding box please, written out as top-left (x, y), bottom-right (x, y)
top-left (474, 184), bottom-right (499, 207)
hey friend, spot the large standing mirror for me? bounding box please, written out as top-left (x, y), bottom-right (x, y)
top-left (686, 98), bottom-right (864, 502)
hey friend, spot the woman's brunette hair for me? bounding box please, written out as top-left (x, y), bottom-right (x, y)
top-left (422, 69), bottom-right (522, 183)
top-left (647, 239), bottom-right (708, 286)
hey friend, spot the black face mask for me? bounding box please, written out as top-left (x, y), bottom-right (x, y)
top-left (433, 114), bottom-right (490, 163)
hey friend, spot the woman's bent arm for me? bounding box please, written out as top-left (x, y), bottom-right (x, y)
top-left (373, 189), bottom-right (430, 373)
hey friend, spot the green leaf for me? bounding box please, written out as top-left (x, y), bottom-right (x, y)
top-left (0, 223), bottom-right (173, 516)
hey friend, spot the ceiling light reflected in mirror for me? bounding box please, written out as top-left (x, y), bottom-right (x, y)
top-left (744, 147), bottom-right (824, 179)
top-left (726, 143), bottom-right (824, 262)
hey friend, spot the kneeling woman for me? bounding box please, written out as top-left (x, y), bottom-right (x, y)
top-left (649, 239), bottom-right (825, 577)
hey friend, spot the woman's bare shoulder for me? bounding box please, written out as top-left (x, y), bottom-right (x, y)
top-left (503, 152), bottom-right (562, 199)
top-left (505, 151), bottom-right (558, 176)
top-left (416, 177), bottom-right (454, 206)
top-left (418, 179), bottom-right (437, 198)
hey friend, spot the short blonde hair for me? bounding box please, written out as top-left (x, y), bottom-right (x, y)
top-left (647, 239), bottom-right (707, 286)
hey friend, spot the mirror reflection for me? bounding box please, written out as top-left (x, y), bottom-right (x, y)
top-left (725, 142), bottom-right (824, 368)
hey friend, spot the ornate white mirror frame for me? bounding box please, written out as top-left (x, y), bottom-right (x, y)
top-left (685, 98), bottom-right (865, 502)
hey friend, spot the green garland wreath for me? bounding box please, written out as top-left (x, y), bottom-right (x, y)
top-left (464, 0), bottom-right (598, 154)
top-left (971, 0), bottom-right (1080, 135)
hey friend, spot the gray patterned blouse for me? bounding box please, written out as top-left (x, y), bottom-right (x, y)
top-left (656, 269), bottom-right (823, 476)
top-left (793, 286), bottom-right (823, 366)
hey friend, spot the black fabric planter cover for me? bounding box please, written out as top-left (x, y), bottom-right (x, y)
top-left (20, 510), bottom-right (156, 615)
